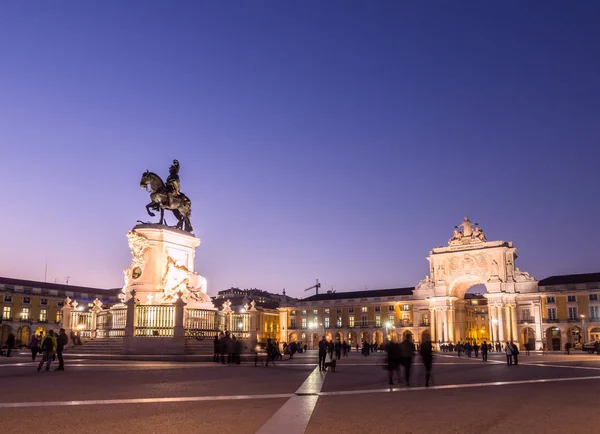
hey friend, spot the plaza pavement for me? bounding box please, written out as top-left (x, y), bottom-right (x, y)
top-left (1, 350), bottom-right (599, 434)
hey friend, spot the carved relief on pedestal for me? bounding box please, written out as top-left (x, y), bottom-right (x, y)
top-left (120, 231), bottom-right (151, 302)
top-left (160, 255), bottom-right (210, 305)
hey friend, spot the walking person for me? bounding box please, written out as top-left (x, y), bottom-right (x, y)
top-left (213, 334), bottom-right (221, 363)
top-left (38, 330), bottom-right (56, 372)
top-left (265, 338), bottom-right (275, 367)
top-left (505, 341), bottom-right (513, 366)
top-left (511, 342), bottom-right (519, 366)
top-left (420, 335), bottom-right (434, 387)
top-left (55, 328), bottom-right (68, 371)
top-left (30, 335), bottom-right (40, 361)
top-left (399, 334), bottom-right (416, 386)
top-left (481, 340), bottom-right (488, 362)
top-left (5, 332), bottom-right (15, 357)
top-left (385, 338), bottom-right (400, 386)
top-left (318, 336), bottom-right (327, 371)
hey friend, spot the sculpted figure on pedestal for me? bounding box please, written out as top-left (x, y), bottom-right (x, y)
top-left (139, 159), bottom-right (194, 233)
top-left (514, 267), bottom-right (535, 282)
top-left (458, 216), bottom-right (474, 238)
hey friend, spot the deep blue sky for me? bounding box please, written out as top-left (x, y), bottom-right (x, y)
top-left (1, 2), bottom-right (599, 296)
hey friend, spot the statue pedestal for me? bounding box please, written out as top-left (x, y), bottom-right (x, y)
top-left (122, 224), bottom-right (214, 309)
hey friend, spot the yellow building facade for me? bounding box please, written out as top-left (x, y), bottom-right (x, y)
top-left (0, 277), bottom-right (120, 347)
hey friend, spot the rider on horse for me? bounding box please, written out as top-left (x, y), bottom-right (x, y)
top-left (166, 160), bottom-right (181, 208)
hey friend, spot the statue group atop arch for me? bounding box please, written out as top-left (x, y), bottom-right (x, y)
top-left (449, 216), bottom-right (486, 245)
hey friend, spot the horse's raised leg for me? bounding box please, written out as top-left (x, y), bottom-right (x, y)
top-left (145, 202), bottom-right (156, 217)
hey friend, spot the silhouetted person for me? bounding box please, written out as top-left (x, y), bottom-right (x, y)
top-left (213, 335), bottom-right (220, 363)
top-left (30, 335), bottom-right (40, 361)
top-left (511, 342), bottom-right (519, 365)
top-left (481, 340), bottom-right (488, 362)
top-left (420, 336), bottom-right (434, 387)
top-left (399, 334), bottom-right (415, 386)
top-left (318, 336), bottom-right (328, 371)
top-left (55, 328), bottom-right (68, 371)
top-left (385, 339), bottom-right (400, 385)
top-left (266, 338), bottom-right (275, 367)
top-left (5, 333), bottom-right (15, 357)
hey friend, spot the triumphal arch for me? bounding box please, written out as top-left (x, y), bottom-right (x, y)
top-left (412, 217), bottom-right (541, 348)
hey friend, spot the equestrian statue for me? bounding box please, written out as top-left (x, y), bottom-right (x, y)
top-left (139, 159), bottom-right (194, 233)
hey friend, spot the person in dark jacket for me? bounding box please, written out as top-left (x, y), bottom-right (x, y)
top-left (5, 333), bottom-right (15, 357)
top-left (420, 335), bottom-right (434, 387)
top-left (318, 336), bottom-right (327, 371)
top-left (399, 334), bottom-right (416, 386)
top-left (55, 329), bottom-right (69, 371)
top-left (30, 335), bottom-right (40, 361)
top-left (481, 340), bottom-right (488, 362)
top-left (213, 334), bottom-right (221, 363)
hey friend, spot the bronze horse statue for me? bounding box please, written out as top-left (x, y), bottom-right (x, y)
top-left (140, 171), bottom-right (194, 233)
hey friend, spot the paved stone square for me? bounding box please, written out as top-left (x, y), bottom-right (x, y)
top-left (1, 350), bottom-right (600, 434)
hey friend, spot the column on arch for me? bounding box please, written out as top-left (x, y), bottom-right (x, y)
top-left (509, 303), bottom-right (518, 343)
top-left (488, 304), bottom-right (497, 343)
top-left (443, 307), bottom-right (449, 344)
top-left (429, 307), bottom-right (437, 343)
top-left (532, 300), bottom-right (543, 350)
top-left (448, 304), bottom-right (455, 343)
top-left (497, 302), bottom-right (506, 343)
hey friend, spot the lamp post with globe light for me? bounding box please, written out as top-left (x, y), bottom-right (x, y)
top-left (581, 314), bottom-right (586, 345)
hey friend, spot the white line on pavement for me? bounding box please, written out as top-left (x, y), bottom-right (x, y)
top-left (0, 393), bottom-right (293, 409)
top-left (318, 375), bottom-right (600, 397)
top-left (255, 365), bottom-right (326, 434)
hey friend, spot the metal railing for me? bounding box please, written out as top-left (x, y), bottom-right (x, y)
top-left (134, 305), bottom-right (174, 337)
top-left (184, 309), bottom-right (223, 340)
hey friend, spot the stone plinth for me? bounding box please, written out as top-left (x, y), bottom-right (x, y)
top-left (122, 336), bottom-right (186, 355)
top-left (121, 224), bottom-right (214, 309)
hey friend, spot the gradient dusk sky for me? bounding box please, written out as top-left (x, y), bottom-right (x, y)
top-left (1, 2), bottom-right (599, 297)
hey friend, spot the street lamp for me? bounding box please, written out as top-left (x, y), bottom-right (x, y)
top-left (581, 314), bottom-right (586, 344)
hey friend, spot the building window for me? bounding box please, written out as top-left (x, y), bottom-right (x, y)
top-left (39, 309), bottom-right (47, 322)
top-left (21, 308), bottom-right (30, 321)
top-left (388, 305), bottom-right (394, 311)
top-left (3, 295), bottom-right (12, 302)
top-left (547, 308), bottom-right (556, 320)
top-left (567, 295), bottom-right (577, 303)
top-left (58, 301), bottom-right (64, 307)
top-left (336, 308), bottom-right (342, 314)
top-left (291, 310), bottom-right (296, 315)
top-left (336, 316), bottom-right (342, 328)
top-left (290, 318), bottom-right (296, 328)
top-left (375, 315), bottom-right (381, 327)
top-left (313, 310), bottom-right (318, 315)
top-left (313, 317), bottom-right (318, 326)
top-left (301, 310), bottom-right (307, 316)
top-left (324, 309), bottom-right (330, 314)
top-left (40, 298), bottom-right (48, 305)
top-left (301, 318), bottom-right (307, 329)
top-left (361, 315), bottom-right (368, 327)
top-left (361, 307), bottom-right (367, 313)
top-left (375, 306), bottom-right (381, 312)
top-left (421, 314), bottom-right (429, 326)
top-left (349, 317), bottom-right (355, 328)
top-left (324, 317), bottom-right (330, 328)
top-left (348, 307), bottom-right (354, 314)
top-left (590, 306), bottom-right (599, 320)
top-left (23, 297), bottom-right (31, 304)
top-left (521, 309), bottom-right (531, 321)
top-left (2, 306), bottom-right (11, 320)
top-left (401, 304), bottom-right (410, 311)
top-left (388, 315), bottom-right (395, 326)
top-left (546, 296), bottom-right (556, 304)
top-left (56, 311), bottom-right (62, 323)
top-left (589, 294), bottom-right (598, 302)
top-left (568, 307), bottom-right (578, 320)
